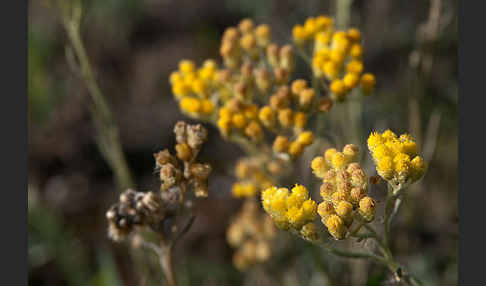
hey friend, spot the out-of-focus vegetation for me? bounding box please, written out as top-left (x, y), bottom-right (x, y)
top-left (28, 0), bottom-right (457, 285)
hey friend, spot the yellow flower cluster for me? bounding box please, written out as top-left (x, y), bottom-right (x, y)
top-left (261, 184), bottom-right (318, 238)
top-left (227, 200), bottom-right (276, 271)
top-left (367, 130), bottom-right (426, 186)
top-left (169, 18), bottom-right (326, 158)
top-left (312, 144), bottom-right (376, 240)
top-left (292, 15), bottom-right (376, 101)
top-left (170, 59), bottom-right (217, 117)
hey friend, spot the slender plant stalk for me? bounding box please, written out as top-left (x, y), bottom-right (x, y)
top-left (159, 241), bottom-right (177, 286)
top-left (335, 0), bottom-right (353, 30)
top-left (57, 0), bottom-right (134, 190)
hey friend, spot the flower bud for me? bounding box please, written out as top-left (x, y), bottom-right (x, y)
top-left (254, 68), bottom-right (271, 94)
top-left (255, 24), bottom-right (271, 47)
top-left (266, 44), bottom-right (280, 68)
top-left (298, 88), bottom-right (316, 108)
top-left (278, 108), bottom-right (293, 128)
top-left (280, 44), bottom-right (295, 72)
top-left (273, 67), bottom-right (289, 85)
top-left (325, 214), bottom-right (347, 240)
top-left (238, 18), bottom-right (254, 34)
top-left (258, 106), bottom-right (276, 127)
top-left (359, 196), bottom-right (376, 222)
top-left (300, 222), bottom-right (319, 241)
top-left (343, 144), bottom-right (359, 162)
top-left (175, 143), bottom-right (193, 161)
top-left (320, 182), bottom-right (335, 200)
top-left (273, 136), bottom-right (290, 153)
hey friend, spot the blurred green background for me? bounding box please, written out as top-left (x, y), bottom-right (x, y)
top-left (28, 0), bottom-right (457, 285)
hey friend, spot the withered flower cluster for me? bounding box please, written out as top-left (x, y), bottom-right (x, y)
top-left (106, 121), bottom-right (211, 242)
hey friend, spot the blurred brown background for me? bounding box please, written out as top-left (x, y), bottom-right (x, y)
top-left (28, 0), bottom-right (457, 285)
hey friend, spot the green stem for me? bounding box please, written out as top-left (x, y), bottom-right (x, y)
top-left (58, 1), bottom-right (134, 190)
top-left (335, 0), bottom-right (354, 30)
top-left (383, 184), bottom-right (395, 251)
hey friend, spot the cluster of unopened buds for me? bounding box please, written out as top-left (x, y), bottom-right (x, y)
top-left (106, 122), bottom-right (211, 242)
top-left (226, 200), bottom-right (276, 270)
top-left (367, 130), bottom-right (426, 190)
top-left (292, 15), bottom-right (376, 101)
top-left (312, 144), bottom-right (376, 240)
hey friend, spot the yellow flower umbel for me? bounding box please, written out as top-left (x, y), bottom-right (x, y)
top-left (312, 144), bottom-right (376, 240)
top-left (367, 130), bottom-right (426, 187)
top-left (261, 184), bottom-right (318, 235)
top-left (291, 15), bottom-right (376, 102)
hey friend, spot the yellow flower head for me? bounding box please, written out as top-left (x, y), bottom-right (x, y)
top-left (217, 116), bottom-right (232, 135)
top-left (255, 24), bottom-right (271, 46)
top-left (180, 97), bottom-right (201, 114)
top-left (219, 106), bottom-right (233, 119)
top-left (367, 132), bottom-right (383, 152)
top-left (311, 156), bottom-right (329, 178)
top-left (297, 131), bottom-right (314, 147)
top-left (377, 156), bottom-right (394, 180)
top-left (245, 121), bottom-right (263, 141)
top-left (232, 113), bottom-right (247, 129)
top-left (361, 73), bottom-right (376, 94)
top-left (324, 148), bottom-right (338, 163)
top-left (343, 73), bottom-right (360, 90)
top-left (287, 184), bottom-right (309, 208)
top-left (278, 108), bottom-right (294, 128)
top-left (320, 182), bottom-right (335, 199)
top-left (350, 43), bottom-right (363, 59)
top-left (318, 201), bottom-right (335, 220)
top-left (244, 104), bottom-right (259, 120)
top-left (270, 188), bottom-right (290, 214)
top-left (191, 78), bottom-right (208, 97)
top-left (342, 144), bottom-right (359, 162)
top-left (273, 136), bottom-right (290, 153)
top-left (336, 200), bottom-right (353, 222)
top-left (291, 79), bottom-right (308, 97)
top-left (179, 59), bottom-right (195, 74)
top-left (288, 141), bottom-right (304, 157)
top-left (298, 88), bottom-right (316, 108)
top-left (304, 17), bottom-right (318, 36)
top-left (323, 61), bottom-right (339, 80)
top-left (347, 28), bottom-right (362, 42)
top-left (331, 152), bottom-right (347, 169)
top-left (330, 79), bottom-right (347, 100)
top-left (170, 71), bottom-right (183, 85)
top-left (368, 130), bottom-right (424, 184)
top-left (346, 60), bottom-right (364, 75)
top-left (292, 25), bottom-right (308, 44)
top-left (200, 99), bottom-right (214, 115)
top-left (358, 196), bottom-right (376, 222)
top-left (393, 153), bottom-right (411, 174)
top-left (259, 106), bottom-right (276, 127)
top-left (238, 18), bottom-right (255, 34)
top-left (262, 184), bottom-right (317, 231)
top-left (300, 222), bottom-right (319, 241)
top-left (410, 156), bottom-right (426, 182)
top-left (172, 81), bottom-right (191, 98)
top-left (301, 199), bottom-right (318, 221)
top-left (261, 186), bottom-right (277, 211)
top-left (294, 112), bottom-right (308, 129)
top-left (325, 214), bottom-right (347, 240)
